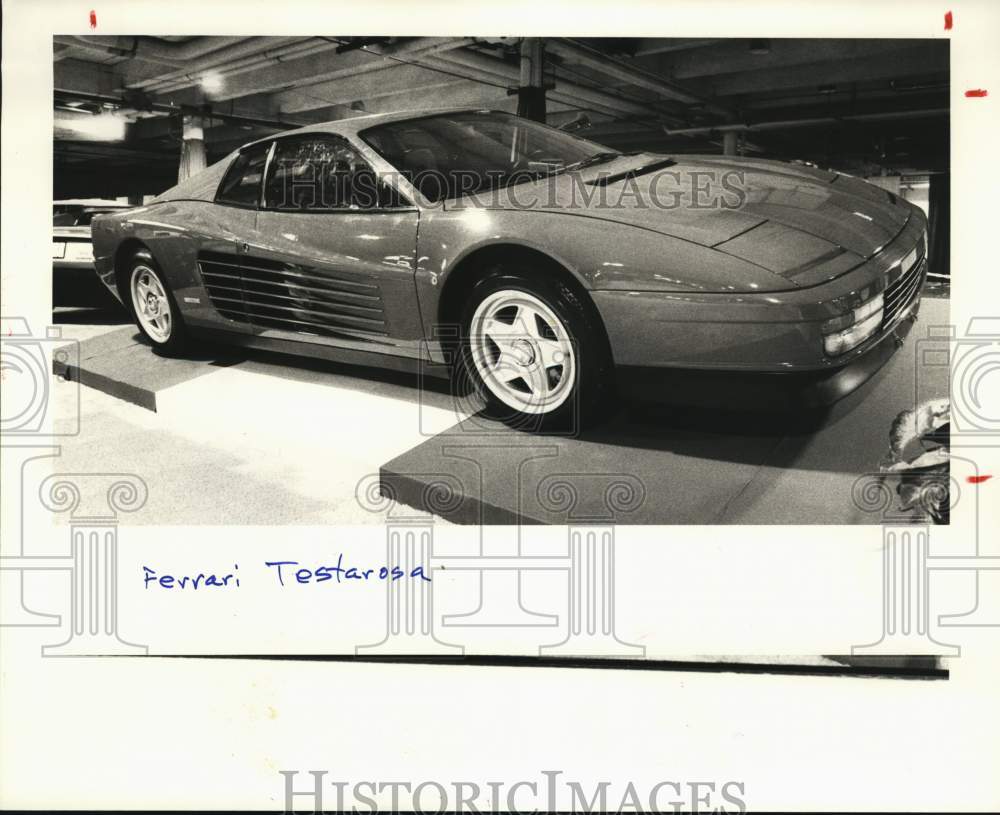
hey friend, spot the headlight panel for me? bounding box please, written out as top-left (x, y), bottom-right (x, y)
top-left (822, 292), bottom-right (884, 357)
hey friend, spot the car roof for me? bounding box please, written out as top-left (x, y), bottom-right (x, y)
top-left (240, 107), bottom-right (508, 151)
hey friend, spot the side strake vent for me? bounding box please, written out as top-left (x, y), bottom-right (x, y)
top-left (197, 250), bottom-right (387, 338)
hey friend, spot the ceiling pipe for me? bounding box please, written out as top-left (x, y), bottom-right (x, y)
top-left (545, 38), bottom-right (723, 112)
top-left (417, 54), bottom-right (626, 120)
top-left (53, 88), bottom-right (313, 130)
top-left (146, 37), bottom-right (475, 101)
top-left (125, 37), bottom-right (305, 90)
top-left (429, 49), bottom-right (654, 118)
top-left (633, 38), bottom-right (725, 56)
top-left (54, 35), bottom-right (178, 67)
top-left (57, 35), bottom-right (248, 65)
top-left (417, 54), bottom-right (594, 115)
top-left (663, 107), bottom-right (949, 136)
top-left (205, 37), bottom-right (479, 102)
top-left (140, 39), bottom-right (331, 94)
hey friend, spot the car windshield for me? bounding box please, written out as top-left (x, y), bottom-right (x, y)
top-left (360, 110), bottom-right (617, 202)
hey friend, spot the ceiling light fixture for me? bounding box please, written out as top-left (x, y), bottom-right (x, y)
top-left (200, 71), bottom-right (225, 95)
top-left (55, 111), bottom-right (127, 141)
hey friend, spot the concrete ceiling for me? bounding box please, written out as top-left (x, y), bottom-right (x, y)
top-left (53, 36), bottom-right (949, 197)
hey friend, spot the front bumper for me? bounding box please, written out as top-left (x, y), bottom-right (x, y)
top-left (617, 298), bottom-right (919, 409)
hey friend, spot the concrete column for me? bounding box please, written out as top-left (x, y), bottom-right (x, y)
top-left (722, 130), bottom-right (738, 155)
top-left (517, 38), bottom-right (547, 122)
top-left (177, 114), bottom-right (207, 183)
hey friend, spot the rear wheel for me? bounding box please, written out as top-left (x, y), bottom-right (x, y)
top-left (126, 250), bottom-right (188, 354)
top-left (458, 265), bottom-right (614, 431)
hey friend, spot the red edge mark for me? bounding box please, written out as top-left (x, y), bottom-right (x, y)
top-left (944, 10), bottom-right (953, 30)
top-left (965, 89), bottom-right (989, 97)
top-left (89, 10), bottom-right (97, 29)
top-left (967, 475), bottom-right (993, 484)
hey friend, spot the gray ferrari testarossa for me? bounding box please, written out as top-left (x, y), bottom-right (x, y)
top-left (91, 108), bottom-right (928, 428)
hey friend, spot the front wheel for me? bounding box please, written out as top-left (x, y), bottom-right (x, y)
top-left (126, 250), bottom-right (188, 354)
top-left (458, 267), bottom-right (615, 431)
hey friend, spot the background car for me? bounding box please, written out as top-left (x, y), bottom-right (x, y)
top-left (53, 199), bottom-right (132, 306)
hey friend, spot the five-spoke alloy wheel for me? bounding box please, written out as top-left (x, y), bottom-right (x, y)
top-left (459, 264), bottom-right (615, 430)
top-left (125, 249), bottom-right (187, 353)
top-left (469, 290), bottom-right (577, 415)
top-left (130, 264), bottom-right (173, 343)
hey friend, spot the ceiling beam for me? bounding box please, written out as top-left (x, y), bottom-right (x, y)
top-left (658, 38), bottom-right (929, 80)
top-left (179, 37), bottom-right (475, 102)
top-left (663, 107), bottom-right (949, 136)
top-left (548, 39), bottom-right (724, 111)
top-left (742, 84), bottom-right (948, 111)
top-left (121, 37), bottom-right (307, 91)
top-left (276, 62), bottom-right (467, 114)
top-left (632, 39), bottom-right (724, 56)
top-left (54, 35), bottom-right (247, 66)
top-left (703, 44), bottom-right (949, 96)
top-left (429, 49), bottom-right (656, 120)
top-left (54, 58), bottom-right (119, 96)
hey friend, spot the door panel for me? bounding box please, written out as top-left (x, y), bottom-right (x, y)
top-left (198, 132), bottom-right (425, 359)
top-left (248, 210), bottom-right (421, 356)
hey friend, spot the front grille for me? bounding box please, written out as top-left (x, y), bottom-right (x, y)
top-left (197, 250), bottom-right (387, 338)
top-left (880, 236), bottom-right (925, 330)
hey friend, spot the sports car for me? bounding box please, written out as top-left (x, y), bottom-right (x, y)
top-left (90, 108), bottom-right (927, 428)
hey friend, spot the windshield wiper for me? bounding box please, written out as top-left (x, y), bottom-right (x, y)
top-left (564, 151), bottom-right (623, 172)
top-left (499, 151), bottom-right (629, 189)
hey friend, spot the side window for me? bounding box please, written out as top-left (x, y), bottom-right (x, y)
top-left (264, 136), bottom-right (401, 211)
top-left (215, 144), bottom-right (271, 207)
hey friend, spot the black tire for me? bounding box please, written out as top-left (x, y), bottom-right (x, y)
top-left (123, 249), bottom-right (189, 355)
top-left (457, 263), bottom-right (615, 432)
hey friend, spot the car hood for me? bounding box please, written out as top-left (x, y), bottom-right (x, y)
top-left (468, 153), bottom-right (914, 286)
